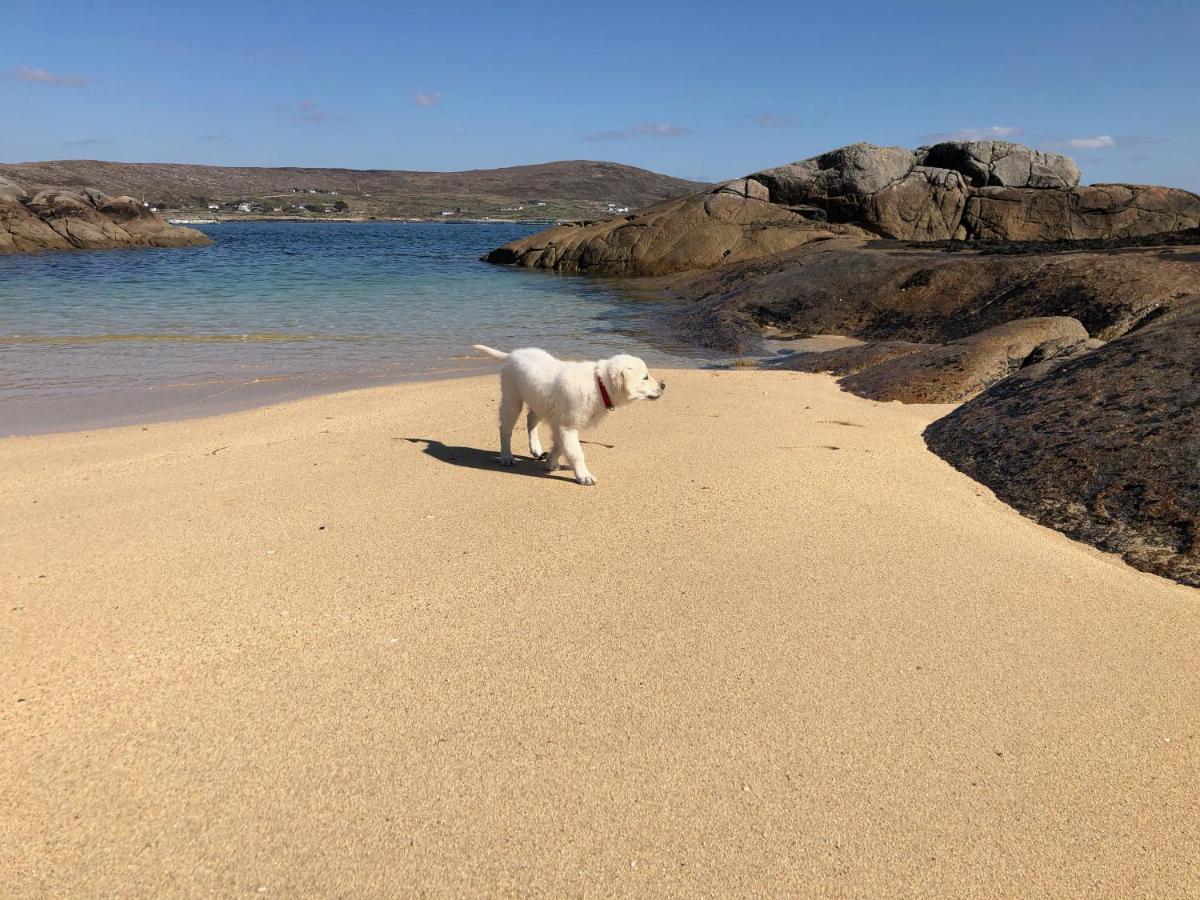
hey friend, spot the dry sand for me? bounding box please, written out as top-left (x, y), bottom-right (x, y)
top-left (2, 369), bottom-right (1197, 897)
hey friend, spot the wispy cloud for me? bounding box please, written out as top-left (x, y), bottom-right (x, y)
top-left (922, 125), bottom-right (1023, 143)
top-left (197, 134), bottom-right (223, 143)
top-left (62, 138), bottom-right (113, 147)
top-left (750, 112), bottom-right (799, 128)
top-left (295, 99), bottom-right (327, 122)
top-left (413, 90), bottom-right (443, 108)
top-left (1067, 135), bottom-right (1115, 149)
top-left (583, 122), bottom-right (692, 141)
top-left (6, 65), bottom-right (90, 86)
top-left (275, 99), bottom-right (330, 123)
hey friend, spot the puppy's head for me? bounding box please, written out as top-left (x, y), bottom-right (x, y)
top-left (607, 354), bottom-right (665, 403)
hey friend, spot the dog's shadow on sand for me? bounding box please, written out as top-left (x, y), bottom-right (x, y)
top-left (401, 437), bottom-right (567, 480)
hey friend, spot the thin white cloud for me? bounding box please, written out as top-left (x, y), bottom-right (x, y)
top-left (924, 125), bottom-right (1023, 142)
top-left (276, 99), bottom-right (329, 123)
top-left (1067, 135), bottom-right (1115, 149)
top-left (413, 91), bottom-right (443, 108)
top-left (751, 112), bottom-right (799, 128)
top-left (7, 65), bottom-right (90, 86)
top-left (62, 138), bottom-right (113, 147)
top-left (583, 122), bottom-right (692, 141)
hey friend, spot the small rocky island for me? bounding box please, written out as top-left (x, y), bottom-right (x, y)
top-left (0, 176), bottom-right (211, 253)
top-left (487, 141), bottom-right (1200, 588)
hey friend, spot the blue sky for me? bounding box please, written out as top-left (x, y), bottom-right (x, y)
top-left (3, 0), bottom-right (1198, 190)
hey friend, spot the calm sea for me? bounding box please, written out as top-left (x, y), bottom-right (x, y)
top-left (0, 222), bottom-right (705, 435)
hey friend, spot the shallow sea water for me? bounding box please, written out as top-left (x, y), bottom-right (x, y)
top-left (0, 222), bottom-right (707, 434)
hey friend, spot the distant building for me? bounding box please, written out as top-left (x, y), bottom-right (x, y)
top-left (237, 202), bottom-right (252, 213)
top-left (440, 210), bottom-right (455, 216)
top-left (207, 203), bottom-right (220, 210)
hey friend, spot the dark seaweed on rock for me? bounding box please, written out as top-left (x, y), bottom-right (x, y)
top-left (924, 306), bottom-right (1200, 587)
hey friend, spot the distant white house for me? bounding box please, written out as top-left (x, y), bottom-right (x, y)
top-left (440, 210), bottom-right (455, 216)
top-left (237, 202), bottom-right (252, 213)
top-left (207, 203), bottom-right (220, 210)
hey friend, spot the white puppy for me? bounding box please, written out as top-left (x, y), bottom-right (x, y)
top-left (472, 345), bottom-right (665, 485)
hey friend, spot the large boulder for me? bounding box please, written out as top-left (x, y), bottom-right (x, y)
top-left (924, 304), bottom-right (1200, 588)
top-left (916, 141), bottom-right (1080, 189)
top-left (25, 189), bottom-right (138, 248)
top-left (962, 183), bottom-right (1200, 241)
top-left (487, 142), bottom-right (1200, 277)
top-left (485, 190), bottom-right (866, 276)
top-left (0, 176), bottom-right (29, 203)
top-left (0, 198), bottom-right (75, 252)
top-left (839, 317), bottom-right (1092, 403)
top-left (0, 181), bottom-right (211, 253)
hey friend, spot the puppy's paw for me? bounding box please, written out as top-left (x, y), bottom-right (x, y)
top-left (534, 451), bottom-right (549, 461)
top-left (576, 473), bottom-right (598, 486)
top-left (498, 454), bottom-right (516, 467)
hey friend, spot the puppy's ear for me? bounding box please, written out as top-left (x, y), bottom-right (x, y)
top-left (608, 361), bottom-right (627, 395)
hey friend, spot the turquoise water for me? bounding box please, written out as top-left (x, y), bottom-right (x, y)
top-left (0, 222), bottom-right (702, 434)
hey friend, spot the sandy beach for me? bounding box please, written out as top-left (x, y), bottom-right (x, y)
top-left (2, 368), bottom-right (1197, 897)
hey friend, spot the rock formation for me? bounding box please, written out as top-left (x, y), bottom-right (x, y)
top-left (0, 178), bottom-right (211, 253)
top-left (486, 141), bottom-right (1200, 276)
top-left (671, 236), bottom-right (1200, 353)
top-left (924, 305), bottom-right (1200, 587)
top-left (837, 317), bottom-right (1092, 403)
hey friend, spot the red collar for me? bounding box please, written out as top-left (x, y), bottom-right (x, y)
top-left (596, 370), bottom-right (614, 410)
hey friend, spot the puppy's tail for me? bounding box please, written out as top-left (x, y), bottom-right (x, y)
top-left (471, 344), bottom-right (509, 361)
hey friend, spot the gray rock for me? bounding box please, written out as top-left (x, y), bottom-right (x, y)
top-left (917, 141), bottom-right (1080, 189)
top-left (487, 141), bottom-right (1200, 276)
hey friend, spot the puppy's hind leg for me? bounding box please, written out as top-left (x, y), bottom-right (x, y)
top-left (560, 428), bottom-right (597, 486)
top-left (498, 378), bottom-right (522, 467)
top-left (527, 410), bottom-right (547, 460)
top-left (543, 426), bottom-right (564, 474)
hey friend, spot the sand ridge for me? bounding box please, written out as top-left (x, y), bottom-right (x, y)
top-left (2, 370), bottom-right (1197, 896)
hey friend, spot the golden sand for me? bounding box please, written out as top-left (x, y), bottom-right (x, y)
top-left (2, 370), bottom-right (1197, 896)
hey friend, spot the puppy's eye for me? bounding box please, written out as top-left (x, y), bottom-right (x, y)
top-left (643, 375), bottom-right (650, 380)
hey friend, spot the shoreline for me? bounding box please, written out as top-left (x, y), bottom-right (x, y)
top-left (4, 369), bottom-right (1196, 895)
top-left (1, 359), bottom-right (707, 439)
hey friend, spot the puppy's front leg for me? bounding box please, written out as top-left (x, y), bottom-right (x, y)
top-left (560, 429), bottom-right (596, 486)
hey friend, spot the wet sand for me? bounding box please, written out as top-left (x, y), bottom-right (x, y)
top-left (2, 369), bottom-right (1197, 896)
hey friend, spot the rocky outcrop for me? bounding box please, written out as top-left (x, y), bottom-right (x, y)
top-left (924, 305), bottom-right (1200, 587)
top-left (668, 236), bottom-right (1200, 352)
top-left (961, 184), bottom-right (1200, 241)
top-left (486, 142), bottom-right (1200, 276)
top-left (0, 179), bottom-right (211, 253)
top-left (915, 140), bottom-right (1080, 189)
top-left (484, 191), bottom-right (866, 277)
top-left (838, 317), bottom-right (1091, 403)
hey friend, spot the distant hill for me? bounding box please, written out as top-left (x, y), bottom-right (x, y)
top-left (0, 159), bottom-right (707, 221)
